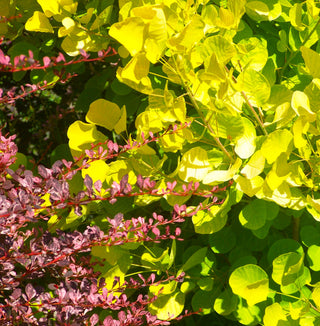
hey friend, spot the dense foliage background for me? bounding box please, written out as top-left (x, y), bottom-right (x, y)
top-left (2, 0), bottom-right (320, 325)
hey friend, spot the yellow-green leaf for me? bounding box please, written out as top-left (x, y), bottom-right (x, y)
top-left (131, 6), bottom-right (167, 63)
top-left (178, 147), bottom-right (211, 182)
top-left (192, 205), bottom-right (228, 234)
top-left (312, 284), bottom-right (320, 309)
top-left (263, 303), bottom-right (288, 326)
top-left (81, 160), bottom-right (109, 184)
top-left (235, 118), bottom-right (256, 159)
top-left (109, 17), bottom-right (145, 56)
top-left (237, 68), bottom-right (271, 107)
top-left (289, 3), bottom-right (305, 31)
top-left (37, 0), bottom-right (60, 17)
top-left (305, 78), bottom-right (320, 113)
top-left (25, 11), bottom-right (54, 33)
top-left (234, 175), bottom-right (264, 197)
top-left (117, 53), bottom-right (152, 94)
top-left (114, 105), bottom-right (127, 134)
top-left (229, 264), bottom-right (269, 306)
top-left (291, 91), bottom-right (316, 122)
top-left (261, 129), bottom-right (293, 164)
top-left (203, 158), bottom-right (242, 185)
top-left (148, 290), bottom-right (185, 320)
top-left (167, 15), bottom-right (204, 51)
top-left (232, 37), bottom-right (268, 71)
top-left (240, 150), bottom-right (265, 179)
top-left (301, 46), bottom-right (320, 79)
top-left (67, 121), bottom-right (106, 153)
top-left (86, 99), bottom-right (122, 131)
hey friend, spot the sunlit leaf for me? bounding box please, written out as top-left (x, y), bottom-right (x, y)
top-left (291, 91), bottom-right (316, 122)
top-left (178, 147), bottom-right (211, 182)
top-left (261, 129), bottom-right (293, 164)
top-left (229, 264), bottom-right (269, 306)
top-left (25, 11), bottom-right (54, 33)
top-left (148, 290), bottom-right (185, 320)
top-left (67, 121), bottom-right (106, 153)
top-left (301, 46), bottom-right (320, 79)
top-left (109, 17), bottom-right (145, 56)
top-left (86, 99), bottom-right (122, 131)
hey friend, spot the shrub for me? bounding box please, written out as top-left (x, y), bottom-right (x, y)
top-left (3, 0), bottom-right (320, 325)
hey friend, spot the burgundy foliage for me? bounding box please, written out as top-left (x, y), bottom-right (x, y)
top-left (0, 130), bottom-right (202, 325)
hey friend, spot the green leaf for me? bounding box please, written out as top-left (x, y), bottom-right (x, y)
top-left (181, 247), bottom-right (207, 272)
top-left (239, 199), bottom-right (279, 230)
top-left (25, 11), bottom-right (54, 33)
top-left (263, 303), bottom-right (290, 326)
top-left (300, 225), bottom-right (320, 247)
top-left (197, 277), bottom-right (214, 291)
top-left (209, 226), bottom-right (236, 254)
top-left (267, 239), bottom-right (304, 264)
top-left (229, 264), bottom-right (269, 306)
top-left (312, 284), bottom-right (320, 310)
top-left (192, 205), bottom-right (228, 234)
top-left (272, 252), bottom-right (304, 287)
top-left (191, 289), bottom-right (216, 315)
top-left (214, 287), bottom-right (238, 316)
top-left (307, 245), bottom-right (320, 271)
top-left (261, 129), bottom-right (293, 164)
top-left (148, 290), bottom-right (185, 320)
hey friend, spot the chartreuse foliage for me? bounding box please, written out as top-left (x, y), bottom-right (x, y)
top-left (14, 0), bottom-right (320, 324)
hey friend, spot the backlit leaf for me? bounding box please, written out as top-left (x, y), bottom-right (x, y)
top-left (291, 91), bottom-right (316, 122)
top-left (263, 303), bottom-right (289, 326)
top-left (240, 150), bottom-right (265, 179)
top-left (25, 11), bottom-right (54, 33)
top-left (301, 46), bottom-right (320, 79)
top-left (272, 252), bottom-right (304, 287)
top-left (229, 264), bottom-right (269, 306)
top-left (148, 290), bottom-right (185, 320)
top-left (237, 68), bottom-right (271, 106)
top-left (178, 147), bottom-right (211, 182)
top-left (86, 99), bottom-right (122, 131)
top-left (192, 205), bottom-right (227, 234)
top-left (234, 118), bottom-right (256, 159)
top-left (214, 288), bottom-right (238, 316)
top-left (67, 121), bottom-right (106, 153)
top-left (261, 129), bottom-right (293, 164)
top-left (109, 17), bottom-right (145, 56)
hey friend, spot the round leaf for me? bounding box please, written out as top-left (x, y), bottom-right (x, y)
top-left (229, 264), bottom-right (269, 306)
